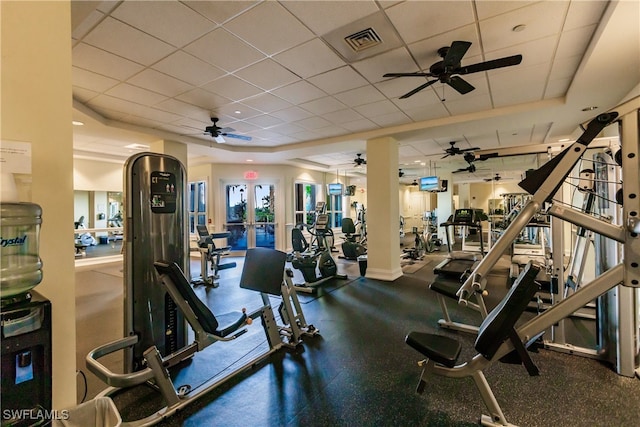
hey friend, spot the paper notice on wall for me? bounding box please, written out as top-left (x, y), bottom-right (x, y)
top-left (0, 140), bottom-right (32, 174)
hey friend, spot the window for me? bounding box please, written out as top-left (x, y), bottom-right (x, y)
top-left (188, 180), bottom-right (207, 234)
top-left (294, 182), bottom-right (319, 226)
top-left (326, 193), bottom-right (343, 228)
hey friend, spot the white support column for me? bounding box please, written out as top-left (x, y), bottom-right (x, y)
top-left (365, 136), bottom-right (402, 281)
top-left (151, 139), bottom-right (188, 168)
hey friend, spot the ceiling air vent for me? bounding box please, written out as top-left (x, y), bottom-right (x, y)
top-left (344, 27), bottom-right (382, 52)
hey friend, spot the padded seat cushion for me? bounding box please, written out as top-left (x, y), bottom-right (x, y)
top-left (405, 332), bottom-right (462, 368)
top-left (429, 278), bottom-right (461, 300)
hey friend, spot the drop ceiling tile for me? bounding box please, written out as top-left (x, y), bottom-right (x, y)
top-left (442, 93), bottom-right (492, 115)
top-left (352, 47), bottom-right (417, 84)
top-left (282, 1), bottom-right (379, 36)
top-left (245, 114), bottom-right (285, 128)
top-left (113, 1), bottom-right (215, 47)
top-left (334, 85), bottom-right (386, 107)
top-left (72, 86), bottom-right (100, 103)
top-left (105, 83), bottom-right (167, 106)
top-left (152, 51), bottom-right (226, 86)
top-left (555, 25), bottom-right (597, 60)
top-left (183, 1), bottom-right (260, 25)
top-left (475, 1), bottom-right (538, 20)
top-left (72, 67), bottom-right (120, 92)
top-left (342, 118), bottom-right (378, 132)
top-left (214, 103), bottom-right (262, 120)
top-left (354, 99), bottom-right (400, 117)
top-left (234, 59), bottom-right (300, 91)
top-left (82, 17), bottom-right (175, 65)
top-left (72, 9), bottom-right (105, 40)
top-left (241, 93), bottom-right (293, 113)
top-left (274, 38), bottom-right (345, 79)
top-left (545, 77), bottom-right (572, 99)
top-left (564, 1), bottom-right (608, 31)
top-left (88, 94), bottom-right (149, 116)
top-left (175, 89), bottom-right (231, 111)
top-left (184, 28), bottom-right (265, 73)
top-left (267, 122), bottom-right (306, 135)
top-left (385, 1), bottom-right (475, 45)
top-left (202, 75), bottom-right (262, 101)
top-left (223, 120), bottom-right (260, 134)
top-left (224, 2), bottom-right (315, 55)
top-left (73, 43), bottom-right (144, 81)
top-left (391, 88), bottom-right (441, 110)
top-left (549, 55), bottom-right (581, 81)
top-left (402, 103), bottom-right (449, 122)
top-left (369, 111), bottom-right (412, 127)
top-left (314, 126), bottom-right (348, 138)
top-left (155, 99), bottom-right (211, 122)
top-left (128, 69), bottom-right (194, 98)
top-left (299, 96), bottom-right (347, 115)
top-left (270, 106), bottom-right (314, 122)
top-left (271, 81), bottom-right (327, 104)
top-left (323, 109), bottom-right (365, 125)
top-left (295, 116), bottom-right (333, 130)
top-left (307, 66), bottom-right (369, 95)
top-left (479, 2), bottom-right (569, 53)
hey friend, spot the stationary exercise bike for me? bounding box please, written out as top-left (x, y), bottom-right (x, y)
top-left (339, 217), bottom-right (367, 260)
top-left (290, 213), bottom-right (347, 293)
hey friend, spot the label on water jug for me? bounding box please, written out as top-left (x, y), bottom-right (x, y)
top-left (0, 235), bottom-right (27, 248)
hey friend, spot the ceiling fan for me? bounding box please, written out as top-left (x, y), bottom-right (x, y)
top-left (203, 117), bottom-right (252, 143)
top-left (383, 41), bottom-right (523, 99)
top-left (399, 169), bottom-right (405, 177)
top-left (484, 173), bottom-right (512, 182)
top-left (442, 141), bottom-right (480, 159)
top-left (453, 163), bottom-right (477, 174)
top-left (354, 153), bottom-right (367, 168)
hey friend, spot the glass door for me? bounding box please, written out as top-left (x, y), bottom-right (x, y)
top-left (224, 183), bottom-right (276, 251)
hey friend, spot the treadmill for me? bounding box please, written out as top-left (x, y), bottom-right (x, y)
top-left (433, 208), bottom-right (486, 278)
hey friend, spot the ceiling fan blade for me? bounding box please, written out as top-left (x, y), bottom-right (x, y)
top-left (399, 79), bottom-right (438, 99)
top-left (441, 153), bottom-right (451, 159)
top-left (383, 72), bottom-right (432, 78)
top-left (224, 133), bottom-right (252, 141)
top-left (447, 75), bottom-right (475, 94)
top-left (219, 126), bottom-right (235, 133)
top-left (453, 168), bottom-right (470, 173)
top-left (457, 54), bottom-right (523, 75)
top-left (443, 41), bottom-right (472, 67)
top-left (214, 135), bottom-right (226, 143)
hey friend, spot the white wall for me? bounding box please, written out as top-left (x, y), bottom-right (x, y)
top-left (73, 158), bottom-right (123, 192)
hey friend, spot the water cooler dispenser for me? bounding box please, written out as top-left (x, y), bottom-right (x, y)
top-left (0, 202), bottom-right (51, 425)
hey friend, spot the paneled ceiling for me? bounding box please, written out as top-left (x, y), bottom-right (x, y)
top-left (71, 1), bottom-right (640, 182)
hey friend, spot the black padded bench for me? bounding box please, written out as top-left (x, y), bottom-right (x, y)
top-left (406, 261), bottom-right (541, 394)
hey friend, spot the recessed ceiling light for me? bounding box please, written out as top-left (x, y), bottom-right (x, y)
top-left (72, 120), bottom-right (84, 126)
top-left (414, 160), bottom-right (421, 163)
top-left (512, 24), bottom-right (526, 32)
top-left (581, 106), bottom-right (598, 111)
top-left (246, 159), bottom-right (253, 162)
top-left (558, 138), bottom-right (571, 142)
top-left (235, 110), bottom-right (242, 114)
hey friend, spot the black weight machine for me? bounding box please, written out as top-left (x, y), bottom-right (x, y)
top-left (191, 224), bottom-right (236, 288)
top-left (290, 213), bottom-right (348, 293)
top-left (404, 110), bottom-right (640, 426)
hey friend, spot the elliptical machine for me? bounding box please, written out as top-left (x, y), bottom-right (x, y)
top-left (290, 213), bottom-right (347, 293)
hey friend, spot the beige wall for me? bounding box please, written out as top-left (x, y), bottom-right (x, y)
top-left (1, 1), bottom-right (76, 408)
top-left (73, 158), bottom-right (123, 192)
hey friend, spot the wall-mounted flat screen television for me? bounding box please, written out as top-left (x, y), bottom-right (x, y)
top-left (419, 176), bottom-right (448, 192)
top-left (344, 185), bottom-right (356, 196)
top-left (327, 183), bottom-right (344, 195)
top-left (419, 176), bottom-right (439, 192)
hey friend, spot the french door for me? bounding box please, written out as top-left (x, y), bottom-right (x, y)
top-left (224, 182), bottom-right (276, 251)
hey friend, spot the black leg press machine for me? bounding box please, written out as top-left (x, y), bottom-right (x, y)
top-left (73, 153), bottom-right (318, 426)
top-left (405, 108), bottom-right (640, 426)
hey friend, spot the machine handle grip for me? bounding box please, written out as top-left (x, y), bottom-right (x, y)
top-left (86, 335), bottom-right (154, 388)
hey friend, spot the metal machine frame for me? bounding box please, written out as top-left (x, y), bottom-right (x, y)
top-left (408, 106), bottom-right (639, 426)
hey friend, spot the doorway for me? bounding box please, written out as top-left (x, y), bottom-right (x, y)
top-left (224, 183), bottom-right (276, 251)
